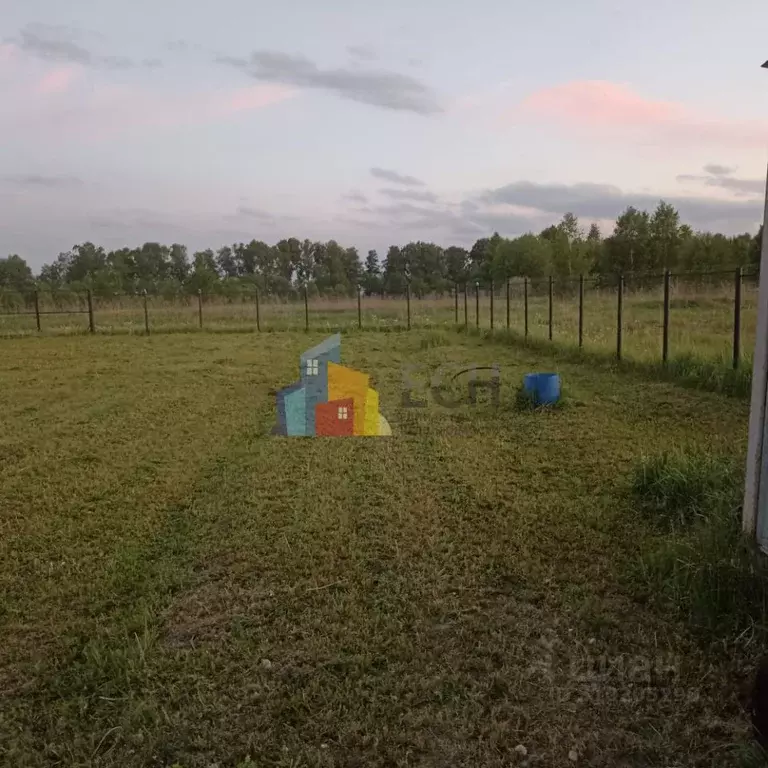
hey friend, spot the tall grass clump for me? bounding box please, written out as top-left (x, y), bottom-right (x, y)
top-left (631, 451), bottom-right (741, 529)
top-left (630, 451), bottom-right (768, 646)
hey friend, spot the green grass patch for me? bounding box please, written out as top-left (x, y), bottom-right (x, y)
top-left (631, 451), bottom-right (741, 529)
top-left (0, 331), bottom-right (759, 766)
top-left (628, 451), bottom-right (768, 651)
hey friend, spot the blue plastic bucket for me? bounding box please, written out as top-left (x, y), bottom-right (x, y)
top-left (523, 373), bottom-right (561, 406)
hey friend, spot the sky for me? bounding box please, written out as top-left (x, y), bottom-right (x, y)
top-left (1, 0), bottom-right (768, 269)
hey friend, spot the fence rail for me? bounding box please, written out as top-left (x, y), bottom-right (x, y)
top-left (0, 267), bottom-right (759, 370)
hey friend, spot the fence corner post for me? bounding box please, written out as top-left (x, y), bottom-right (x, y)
top-left (524, 277), bottom-right (529, 338)
top-left (578, 274), bottom-right (584, 348)
top-left (662, 269), bottom-right (670, 365)
top-left (734, 265), bottom-right (743, 369)
top-left (548, 275), bottom-right (553, 341)
top-left (616, 273), bottom-right (624, 361)
top-left (454, 283), bottom-right (459, 325)
top-left (197, 289), bottom-right (203, 329)
top-left (34, 289), bottom-right (41, 332)
top-left (304, 285), bottom-right (309, 331)
top-left (505, 278), bottom-right (510, 329)
top-left (87, 289), bottom-right (95, 333)
top-left (489, 279), bottom-right (494, 330)
top-left (357, 284), bottom-right (362, 330)
top-left (406, 281), bottom-right (411, 330)
top-left (143, 289), bottom-right (150, 335)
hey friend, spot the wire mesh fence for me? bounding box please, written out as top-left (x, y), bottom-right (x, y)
top-left (0, 267), bottom-right (758, 370)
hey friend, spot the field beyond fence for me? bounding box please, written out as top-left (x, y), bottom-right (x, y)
top-left (0, 268), bottom-right (758, 372)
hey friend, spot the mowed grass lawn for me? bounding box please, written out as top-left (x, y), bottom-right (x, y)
top-left (0, 331), bottom-right (755, 767)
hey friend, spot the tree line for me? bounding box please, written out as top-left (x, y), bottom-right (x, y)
top-left (0, 202), bottom-right (763, 299)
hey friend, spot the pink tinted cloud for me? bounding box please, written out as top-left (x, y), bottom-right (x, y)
top-left (521, 81), bottom-right (686, 126)
top-left (221, 84), bottom-right (294, 114)
top-left (0, 43), bottom-right (16, 64)
top-left (37, 66), bottom-right (78, 94)
top-left (7, 81), bottom-right (295, 142)
top-left (514, 80), bottom-right (768, 149)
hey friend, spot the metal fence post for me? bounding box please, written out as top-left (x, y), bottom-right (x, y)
top-left (662, 270), bottom-right (670, 365)
top-left (734, 266), bottom-right (742, 369)
top-left (454, 283), bottom-right (458, 324)
top-left (524, 277), bottom-right (529, 337)
top-left (490, 279), bottom-right (494, 330)
top-left (255, 289), bottom-right (261, 331)
top-left (197, 289), bottom-right (203, 329)
top-left (617, 274), bottom-right (624, 361)
top-left (506, 279), bottom-right (510, 329)
top-left (304, 286), bottom-right (309, 331)
top-left (578, 274), bottom-right (584, 348)
top-left (463, 283), bottom-right (468, 328)
top-left (34, 290), bottom-right (41, 332)
top-left (357, 285), bottom-right (362, 330)
top-left (87, 289), bottom-right (95, 333)
top-left (548, 275), bottom-right (553, 341)
top-left (406, 282), bottom-right (411, 330)
top-left (475, 281), bottom-right (479, 328)
top-left (143, 289), bottom-right (150, 335)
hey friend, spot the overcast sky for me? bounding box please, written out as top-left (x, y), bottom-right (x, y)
top-left (2, 0), bottom-right (768, 267)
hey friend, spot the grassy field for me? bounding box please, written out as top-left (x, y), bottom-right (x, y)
top-left (0, 330), bottom-right (763, 766)
top-left (0, 276), bottom-right (759, 371)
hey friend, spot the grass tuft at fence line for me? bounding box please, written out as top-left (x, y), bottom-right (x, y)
top-left (627, 451), bottom-right (768, 651)
top-left (630, 451), bottom-right (741, 529)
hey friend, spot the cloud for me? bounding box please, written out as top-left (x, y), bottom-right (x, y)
top-left (347, 45), bottom-right (377, 62)
top-left (342, 190), bottom-right (368, 204)
top-left (7, 80), bottom-right (293, 143)
top-left (217, 50), bottom-right (441, 115)
top-left (676, 165), bottom-right (765, 198)
top-left (236, 205), bottom-right (275, 221)
top-left (14, 23), bottom-right (162, 70)
top-left (350, 198), bottom-right (542, 241)
top-left (3, 174), bottom-right (83, 188)
top-left (379, 187), bottom-right (438, 203)
top-left (703, 164), bottom-right (735, 177)
top-left (482, 180), bottom-right (762, 232)
top-left (516, 80), bottom-right (768, 148)
top-left (370, 167), bottom-right (425, 186)
top-left (223, 84), bottom-right (295, 114)
top-left (36, 65), bottom-right (78, 94)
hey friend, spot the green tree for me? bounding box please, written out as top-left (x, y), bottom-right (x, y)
top-left (649, 201), bottom-right (681, 270)
top-left (751, 225), bottom-right (763, 272)
top-left (444, 246), bottom-right (469, 285)
top-left (603, 207), bottom-right (651, 273)
top-left (469, 237), bottom-right (493, 284)
top-left (275, 238), bottom-right (301, 284)
top-left (493, 235), bottom-right (552, 279)
top-left (66, 242), bottom-right (108, 284)
top-left (216, 246), bottom-right (238, 278)
top-left (169, 244), bottom-right (190, 283)
top-left (585, 223), bottom-right (603, 273)
top-left (0, 254), bottom-right (34, 292)
top-left (188, 249), bottom-right (220, 292)
top-left (382, 245), bottom-right (407, 295)
top-left (362, 250), bottom-right (382, 296)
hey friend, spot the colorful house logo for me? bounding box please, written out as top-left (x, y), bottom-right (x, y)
top-left (273, 334), bottom-right (391, 437)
